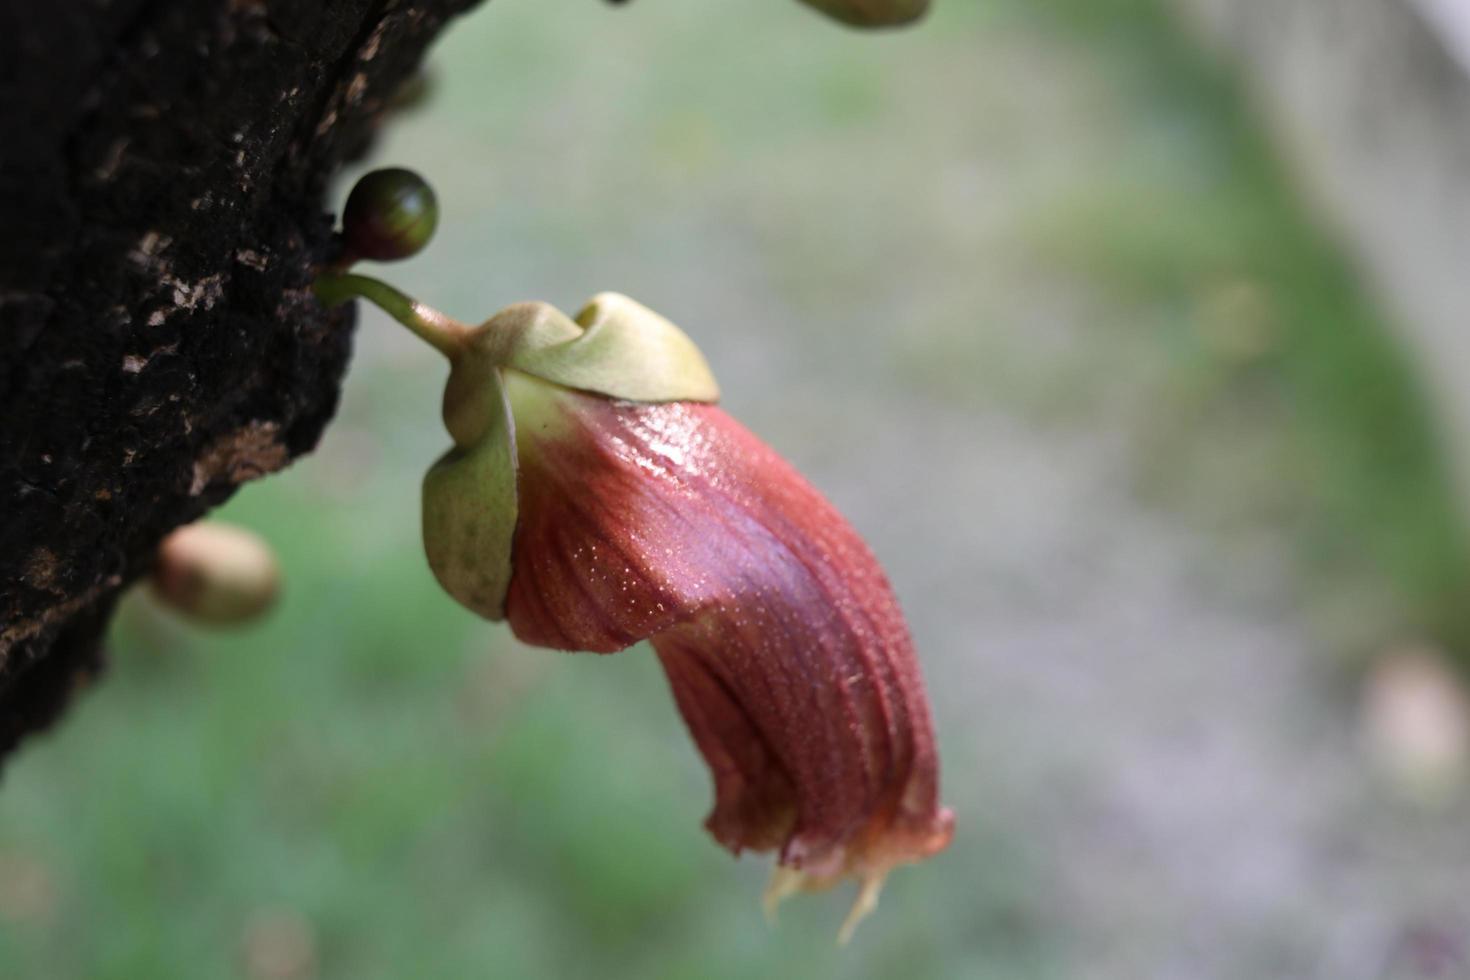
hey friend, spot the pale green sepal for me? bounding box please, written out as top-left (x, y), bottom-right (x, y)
top-left (463, 302), bottom-right (584, 368)
top-left (443, 303), bottom-right (582, 448)
top-left (506, 293), bottom-right (720, 404)
top-left (423, 369), bottom-right (518, 621)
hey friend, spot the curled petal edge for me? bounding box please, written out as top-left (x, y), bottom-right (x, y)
top-left (508, 293), bottom-right (720, 405)
top-left (443, 294), bottom-right (718, 448)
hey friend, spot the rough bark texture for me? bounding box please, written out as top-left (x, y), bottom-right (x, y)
top-left (0, 0), bottom-right (483, 762)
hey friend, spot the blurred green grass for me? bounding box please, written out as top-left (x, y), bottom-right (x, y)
top-left (3, 0), bottom-right (1468, 977)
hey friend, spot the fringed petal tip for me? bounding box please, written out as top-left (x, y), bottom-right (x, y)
top-left (762, 805), bottom-right (955, 943)
top-left (763, 867), bottom-right (882, 946)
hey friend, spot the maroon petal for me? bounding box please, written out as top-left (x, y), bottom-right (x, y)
top-left (503, 374), bottom-right (953, 925)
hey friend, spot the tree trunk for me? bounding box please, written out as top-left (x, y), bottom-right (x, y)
top-left (0, 0), bottom-right (483, 762)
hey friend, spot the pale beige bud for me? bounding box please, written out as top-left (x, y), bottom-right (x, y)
top-left (1362, 645), bottom-right (1470, 804)
top-left (151, 522), bottom-right (280, 626)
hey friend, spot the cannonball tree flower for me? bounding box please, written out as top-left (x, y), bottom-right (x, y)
top-left (316, 171), bottom-right (952, 940)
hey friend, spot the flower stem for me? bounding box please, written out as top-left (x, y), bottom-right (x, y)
top-left (314, 272), bottom-right (468, 358)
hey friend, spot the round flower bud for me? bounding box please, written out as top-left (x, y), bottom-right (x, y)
top-left (151, 522), bottom-right (280, 626)
top-left (341, 167), bottom-right (439, 262)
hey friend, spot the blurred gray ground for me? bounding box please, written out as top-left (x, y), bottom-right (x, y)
top-left (5, 2), bottom-right (1470, 978)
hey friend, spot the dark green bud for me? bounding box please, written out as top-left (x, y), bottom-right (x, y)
top-left (797, 0), bottom-right (928, 27)
top-left (341, 167), bottom-right (439, 262)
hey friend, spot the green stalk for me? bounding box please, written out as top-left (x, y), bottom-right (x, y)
top-left (314, 272), bottom-right (468, 358)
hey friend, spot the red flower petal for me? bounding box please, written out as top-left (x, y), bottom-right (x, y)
top-left (503, 374), bottom-right (953, 927)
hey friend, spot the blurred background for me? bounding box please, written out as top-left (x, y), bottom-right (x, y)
top-left (4, 0), bottom-right (1470, 976)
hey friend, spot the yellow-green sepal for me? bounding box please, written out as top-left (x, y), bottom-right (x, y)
top-left (423, 369), bottom-right (518, 620)
top-left (503, 293), bottom-right (719, 404)
top-left (424, 291), bottom-right (718, 621)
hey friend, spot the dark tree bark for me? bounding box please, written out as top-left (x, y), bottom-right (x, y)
top-left (0, 0), bottom-right (483, 762)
